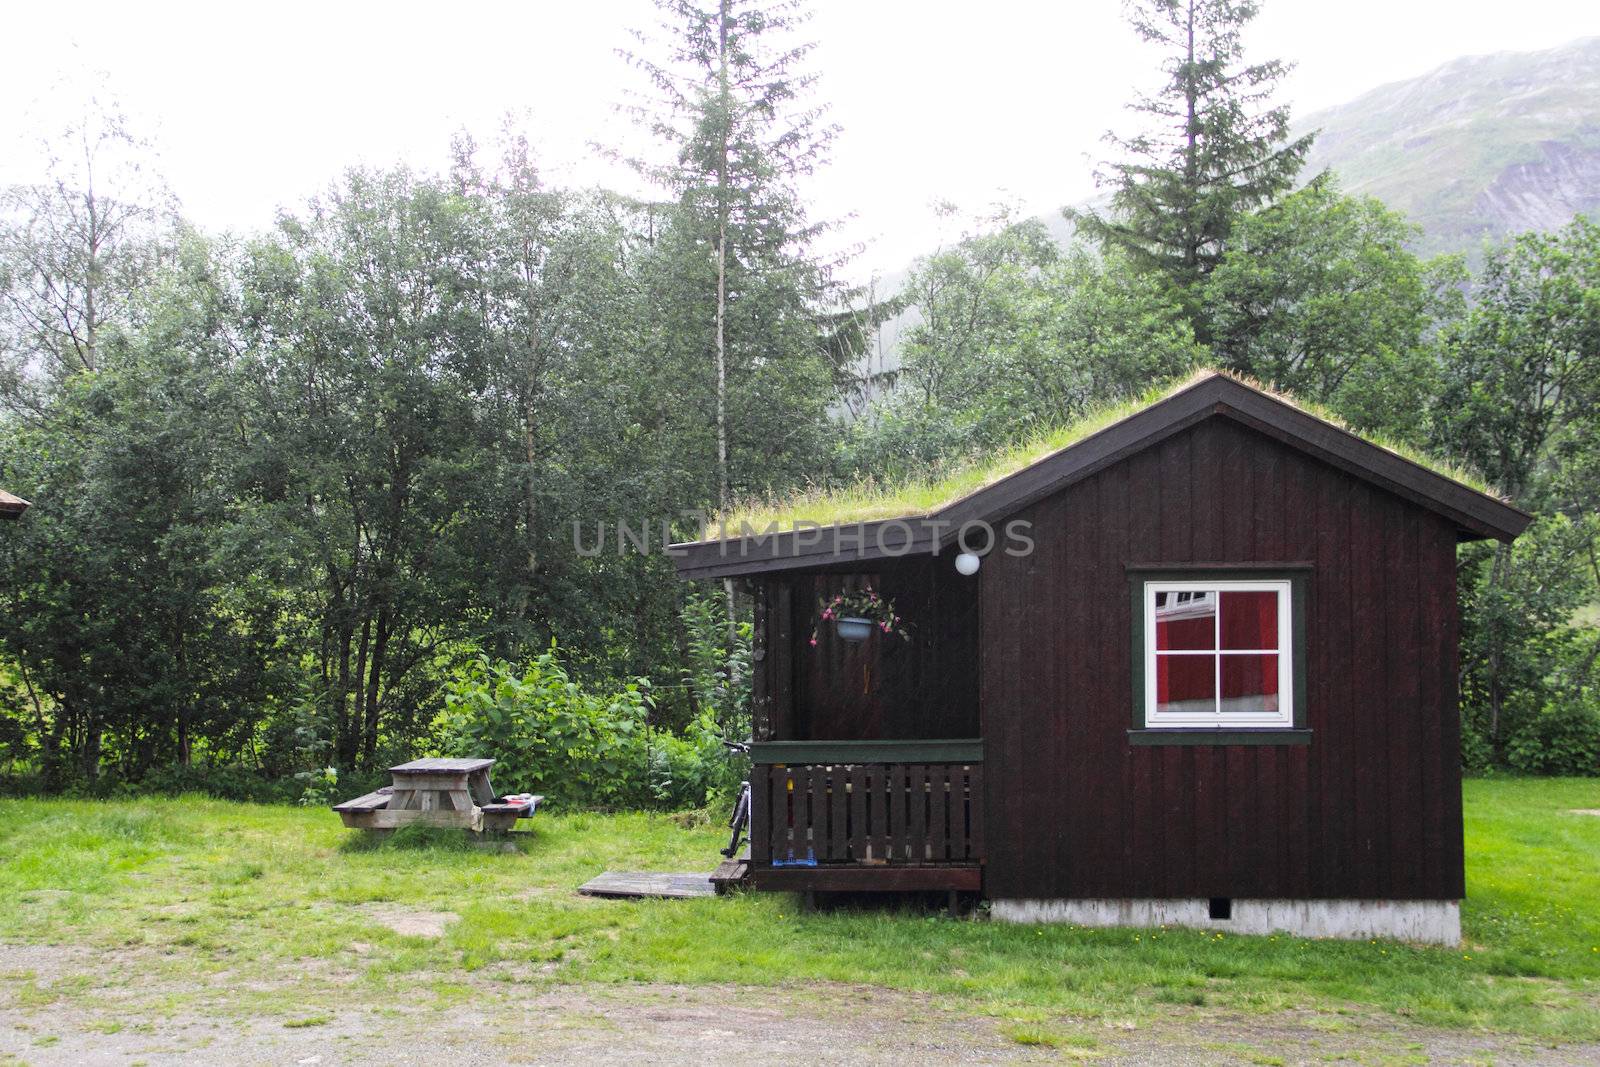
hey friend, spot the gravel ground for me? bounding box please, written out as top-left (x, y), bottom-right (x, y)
top-left (2, 943), bottom-right (1596, 1066)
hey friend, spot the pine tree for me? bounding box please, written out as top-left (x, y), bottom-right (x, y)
top-left (621, 0), bottom-right (842, 648)
top-left (1072, 0), bottom-right (1312, 338)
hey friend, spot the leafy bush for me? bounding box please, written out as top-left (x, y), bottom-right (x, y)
top-left (113, 763), bottom-right (300, 804)
top-left (1459, 719), bottom-right (1496, 774)
top-left (680, 589), bottom-right (752, 738)
top-left (435, 644), bottom-right (736, 810)
top-left (1506, 697), bottom-right (1600, 776)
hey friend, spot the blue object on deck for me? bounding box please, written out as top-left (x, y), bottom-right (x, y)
top-left (773, 848), bottom-right (817, 867)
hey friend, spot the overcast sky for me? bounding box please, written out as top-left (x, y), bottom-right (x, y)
top-left (1, 0), bottom-right (1594, 280)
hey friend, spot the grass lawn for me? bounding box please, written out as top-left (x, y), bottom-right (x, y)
top-left (1, 777), bottom-right (1599, 1045)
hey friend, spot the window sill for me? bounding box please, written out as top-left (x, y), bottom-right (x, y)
top-left (1127, 728), bottom-right (1312, 747)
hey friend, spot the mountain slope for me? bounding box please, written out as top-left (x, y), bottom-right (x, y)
top-left (1298, 36), bottom-right (1600, 253)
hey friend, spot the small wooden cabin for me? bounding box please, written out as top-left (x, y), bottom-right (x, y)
top-left (673, 374), bottom-right (1529, 944)
top-left (0, 489), bottom-right (28, 521)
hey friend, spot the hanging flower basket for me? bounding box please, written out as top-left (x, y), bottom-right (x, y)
top-left (810, 588), bottom-right (909, 647)
top-left (834, 615), bottom-right (875, 642)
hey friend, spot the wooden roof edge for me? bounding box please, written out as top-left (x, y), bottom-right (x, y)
top-left (0, 489), bottom-right (30, 520)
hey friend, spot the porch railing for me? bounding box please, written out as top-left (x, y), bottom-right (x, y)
top-left (747, 739), bottom-right (983, 868)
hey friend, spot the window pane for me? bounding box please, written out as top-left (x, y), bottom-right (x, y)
top-left (1220, 590), bottom-right (1278, 650)
top-left (1155, 589), bottom-right (1216, 650)
top-left (1220, 654), bottom-right (1280, 714)
top-left (1156, 653), bottom-right (1216, 715)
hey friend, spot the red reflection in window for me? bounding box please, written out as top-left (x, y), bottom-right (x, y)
top-left (1155, 590), bottom-right (1216, 651)
top-left (1156, 653), bottom-right (1216, 714)
top-left (1220, 590), bottom-right (1278, 650)
top-left (1221, 654), bottom-right (1279, 714)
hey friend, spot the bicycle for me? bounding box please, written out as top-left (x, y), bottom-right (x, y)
top-left (720, 738), bottom-right (752, 859)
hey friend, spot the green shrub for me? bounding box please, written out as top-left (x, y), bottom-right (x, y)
top-left (114, 763), bottom-right (299, 804)
top-left (1505, 697), bottom-right (1600, 776)
top-left (1460, 717), bottom-right (1496, 773)
top-left (435, 645), bottom-right (735, 810)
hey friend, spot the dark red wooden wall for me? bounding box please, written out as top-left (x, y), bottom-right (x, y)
top-left (979, 415), bottom-right (1465, 901)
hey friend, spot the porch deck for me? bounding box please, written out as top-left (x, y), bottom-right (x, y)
top-left (740, 739), bottom-right (983, 893)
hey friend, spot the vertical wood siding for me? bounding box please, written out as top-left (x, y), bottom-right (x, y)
top-left (980, 416), bottom-right (1465, 901)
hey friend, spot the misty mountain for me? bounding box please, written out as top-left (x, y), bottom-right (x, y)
top-left (1298, 35), bottom-right (1600, 255)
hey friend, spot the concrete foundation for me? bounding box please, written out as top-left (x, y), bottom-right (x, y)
top-left (989, 898), bottom-right (1461, 945)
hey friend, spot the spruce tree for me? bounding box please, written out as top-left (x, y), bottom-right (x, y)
top-left (621, 0), bottom-right (842, 649)
top-left (1072, 0), bottom-right (1313, 338)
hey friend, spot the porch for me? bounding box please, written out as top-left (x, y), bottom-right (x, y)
top-left (740, 739), bottom-right (984, 892)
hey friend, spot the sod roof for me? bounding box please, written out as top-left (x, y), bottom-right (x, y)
top-left (675, 370), bottom-right (1530, 580)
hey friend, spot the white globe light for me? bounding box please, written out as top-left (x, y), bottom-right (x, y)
top-left (954, 552), bottom-right (981, 576)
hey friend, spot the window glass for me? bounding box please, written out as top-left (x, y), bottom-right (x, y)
top-left (1144, 579), bottom-right (1293, 729)
top-left (1155, 589), bottom-right (1216, 650)
top-left (1156, 653), bottom-right (1216, 715)
top-left (1220, 590), bottom-right (1277, 650)
top-left (1220, 654), bottom-right (1280, 714)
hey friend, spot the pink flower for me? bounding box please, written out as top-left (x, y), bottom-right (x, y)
top-left (809, 636), bottom-right (818, 647)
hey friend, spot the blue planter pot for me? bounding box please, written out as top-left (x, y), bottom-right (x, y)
top-left (835, 616), bottom-right (874, 642)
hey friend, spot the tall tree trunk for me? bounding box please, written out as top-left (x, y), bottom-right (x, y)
top-left (80, 718), bottom-right (101, 782)
top-left (17, 656), bottom-right (62, 787)
top-left (82, 163), bottom-right (100, 372)
top-left (334, 621), bottom-right (357, 768)
top-left (716, 0), bottom-right (737, 652)
top-left (361, 607), bottom-right (390, 765)
top-left (352, 614), bottom-right (372, 768)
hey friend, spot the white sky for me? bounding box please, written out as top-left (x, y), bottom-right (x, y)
top-left (1, 0), bottom-right (1595, 281)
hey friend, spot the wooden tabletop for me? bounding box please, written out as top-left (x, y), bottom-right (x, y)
top-left (389, 757), bottom-right (494, 774)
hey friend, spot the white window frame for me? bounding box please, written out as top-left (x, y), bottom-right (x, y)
top-left (1143, 579), bottom-right (1293, 729)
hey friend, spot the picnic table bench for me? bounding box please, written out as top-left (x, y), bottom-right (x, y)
top-left (332, 758), bottom-right (542, 833)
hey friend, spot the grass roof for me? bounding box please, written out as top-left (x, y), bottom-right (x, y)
top-left (710, 370), bottom-right (1501, 540)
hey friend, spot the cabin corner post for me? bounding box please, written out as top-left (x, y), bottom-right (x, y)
top-left (750, 578), bottom-right (772, 742)
top-left (771, 579), bottom-right (794, 740)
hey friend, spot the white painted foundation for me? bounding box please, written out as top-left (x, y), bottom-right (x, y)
top-left (990, 898), bottom-right (1461, 946)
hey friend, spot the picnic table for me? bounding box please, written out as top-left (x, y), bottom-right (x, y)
top-left (332, 757), bottom-right (542, 833)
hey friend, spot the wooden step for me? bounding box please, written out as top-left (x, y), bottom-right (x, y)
top-left (578, 871), bottom-right (717, 899)
top-left (710, 856), bottom-right (749, 893)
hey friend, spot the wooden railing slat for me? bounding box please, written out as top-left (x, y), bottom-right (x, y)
top-left (749, 764), bottom-right (770, 864)
top-left (888, 764), bottom-right (907, 863)
top-left (849, 763), bottom-right (868, 862)
top-left (910, 764), bottom-right (929, 864)
top-left (929, 764), bottom-right (949, 863)
top-left (778, 765), bottom-right (796, 863)
top-left (828, 765), bottom-right (848, 862)
top-left (960, 764), bottom-right (972, 863)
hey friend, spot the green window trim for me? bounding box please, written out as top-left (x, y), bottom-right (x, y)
top-left (1127, 728), bottom-right (1312, 747)
top-left (1127, 566), bottom-right (1310, 743)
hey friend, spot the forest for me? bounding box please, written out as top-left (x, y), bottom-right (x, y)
top-left (1, 0), bottom-right (1597, 804)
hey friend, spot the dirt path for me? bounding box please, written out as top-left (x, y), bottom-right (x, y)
top-left (2, 943), bottom-right (1595, 1066)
